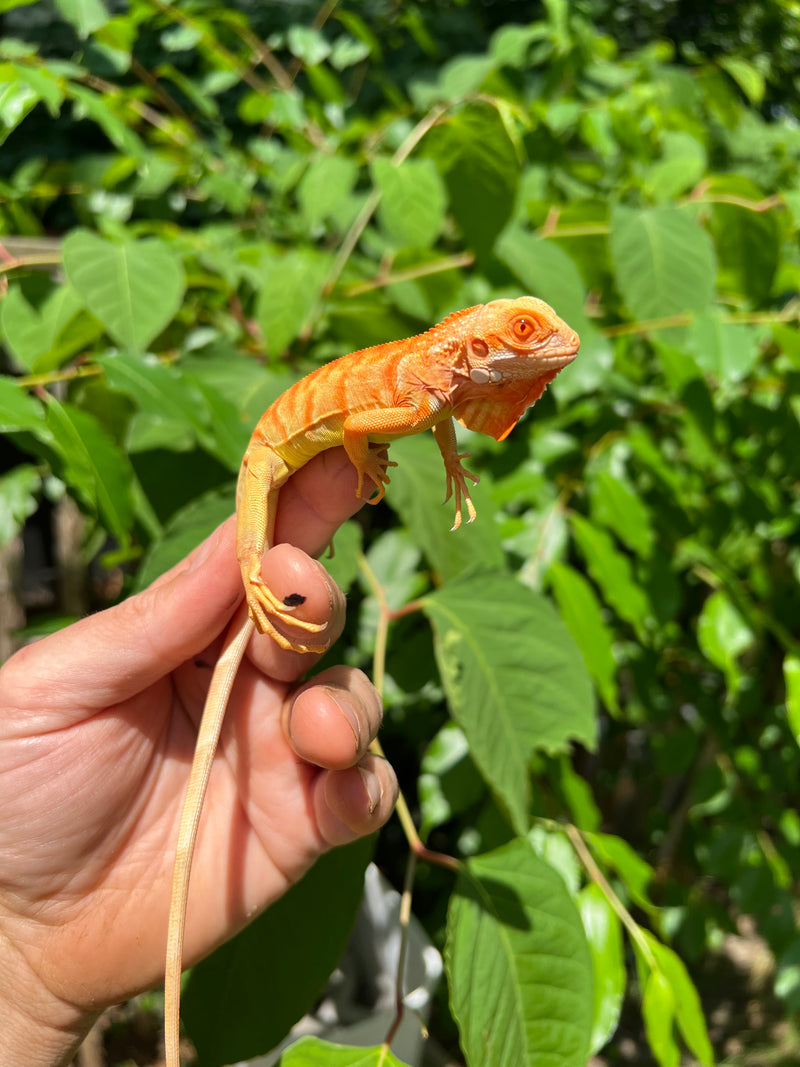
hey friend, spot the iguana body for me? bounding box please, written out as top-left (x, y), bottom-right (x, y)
top-left (164, 297), bottom-right (580, 1065)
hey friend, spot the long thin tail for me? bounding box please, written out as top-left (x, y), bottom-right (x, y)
top-left (164, 603), bottom-right (254, 1067)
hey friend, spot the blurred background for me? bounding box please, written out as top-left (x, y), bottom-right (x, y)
top-left (1, 1), bottom-right (798, 1065)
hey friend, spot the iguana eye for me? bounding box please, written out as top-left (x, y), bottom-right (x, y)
top-left (511, 315), bottom-right (540, 342)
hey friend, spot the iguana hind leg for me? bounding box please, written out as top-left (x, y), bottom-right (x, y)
top-left (236, 444), bottom-right (327, 654)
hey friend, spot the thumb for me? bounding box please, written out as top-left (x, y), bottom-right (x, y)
top-left (5, 518), bottom-right (242, 719)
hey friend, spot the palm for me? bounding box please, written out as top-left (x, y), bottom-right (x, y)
top-left (0, 451), bottom-right (396, 1025)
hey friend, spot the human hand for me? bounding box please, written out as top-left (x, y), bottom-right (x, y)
top-left (0, 448), bottom-right (397, 1067)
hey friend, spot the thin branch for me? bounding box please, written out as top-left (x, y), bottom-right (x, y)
top-left (0, 253), bottom-right (62, 275)
top-left (149, 0), bottom-right (273, 98)
top-left (324, 104), bottom-right (448, 295)
top-left (382, 848), bottom-right (418, 1050)
top-left (344, 252), bottom-right (475, 296)
top-left (359, 552), bottom-right (461, 873)
top-left (130, 56), bottom-right (195, 126)
top-left (78, 74), bottom-right (191, 146)
top-left (565, 823), bottom-right (658, 968)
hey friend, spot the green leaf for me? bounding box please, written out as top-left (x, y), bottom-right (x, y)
top-left (63, 230), bottom-right (185, 351)
top-left (133, 488), bottom-right (233, 590)
top-left (44, 396), bottom-right (133, 545)
top-left (548, 561), bottom-right (619, 714)
top-left (298, 154), bottom-right (358, 226)
top-left (587, 466), bottom-right (654, 559)
top-left (53, 0), bottom-right (109, 37)
top-left (279, 1037), bottom-right (409, 1066)
top-left (419, 722), bottom-right (485, 838)
top-left (719, 56), bottom-right (765, 105)
top-left (423, 572), bottom-right (595, 833)
top-left (577, 883), bottom-right (625, 1054)
top-left (286, 25), bottom-right (331, 66)
top-left (99, 351), bottom-right (208, 437)
top-left (362, 528), bottom-right (423, 611)
top-left (686, 316), bottom-right (760, 384)
top-left (609, 205), bottom-right (716, 321)
top-left (11, 62), bottom-right (64, 116)
top-left (184, 837), bottom-right (373, 1066)
top-left (0, 0), bottom-right (39, 11)
top-left (372, 157), bottom-right (447, 249)
top-left (68, 84), bottom-right (145, 158)
top-left (0, 464), bottom-right (40, 545)
top-left (256, 250), bottom-right (329, 357)
top-left (385, 434), bottom-right (505, 583)
top-left (189, 375), bottom-right (251, 472)
top-left (1, 280), bottom-right (83, 371)
top-left (438, 54), bottom-right (496, 98)
top-left (0, 75), bottom-right (37, 142)
top-left (0, 375), bottom-right (49, 436)
top-left (446, 839), bottom-right (594, 1067)
top-left (642, 968), bottom-right (679, 1067)
top-left (711, 196), bottom-right (779, 305)
top-left (322, 519), bottom-right (362, 593)
top-left (588, 832), bottom-right (654, 912)
top-left (569, 514), bottom-right (650, 636)
top-left (784, 655), bottom-right (800, 748)
top-left (697, 589), bottom-right (755, 689)
top-left (426, 101), bottom-right (519, 259)
top-left (647, 936), bottom-right (714, 1065)
top-left (329, 35), bottom-right (371, 70)
top-left (645, 131), bottom-right (707, 203)
top-left (495, 228), bottom-right (586, 324)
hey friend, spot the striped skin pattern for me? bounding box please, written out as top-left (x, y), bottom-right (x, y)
top-left (165, 296), bottom-right (579, 1067)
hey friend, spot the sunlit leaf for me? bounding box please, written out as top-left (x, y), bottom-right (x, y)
top-left (279, 1037), bottom-right (409, 1066)
top-left (0, 464), bottom-right (40, 545)
top-left (426, 101), bottom-right (519, 259)
top-left (784, 656), bottom-right (800, 748)
top-left (686, 315), bottom-right (761, 384)
top-left (697, 589), bottom-right (755, 689)
top-left (44, 396), bottom-right (133, 545)
top-left (63, 230), bottom-right (185, 351)
top-left (548, 561), bottom-right (619, 714)
top-left (372, 157), bottom-right (447, 249)
top-left (577, 883), bottom-right (625, 1054)
top-left (386, 434), bottom-right (505, 583)
top-left (423, 572), bottom-right (595, 832)
top-left (570, 514), bottom-right (650, 636)
top-left (256, 250), bottom-right (330, 357)
top-left (298, 154), bottom-right (359, 226)
top-left (610, 205), bottom-right (715, 321)
top-left (447, 839), bottom-right (594, 1067)
top-left (53, 0), bottom-right (109, 36)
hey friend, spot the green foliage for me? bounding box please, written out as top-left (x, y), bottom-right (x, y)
top-left (1, 1), bottom-right (799, 1065)
top-left (446, 840), bottom-right (594, 1067)
top-left (184, 837), bottom-right (374, 1066)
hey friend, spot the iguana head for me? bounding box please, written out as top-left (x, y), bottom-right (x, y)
top-left (449, 296), bottom-right (580, 441)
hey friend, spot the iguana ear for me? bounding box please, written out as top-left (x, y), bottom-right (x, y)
top-left (452, 374), bottom-right (554, 441)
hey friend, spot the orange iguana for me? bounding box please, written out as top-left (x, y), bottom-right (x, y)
top-left (164, 296), bottom-right (580, 1066)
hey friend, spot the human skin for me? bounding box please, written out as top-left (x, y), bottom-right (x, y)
top-left (0, 447), bottom-right (398, 1067)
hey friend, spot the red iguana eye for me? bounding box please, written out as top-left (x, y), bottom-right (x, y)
top-left (511, 315), bottom-right (540, 342)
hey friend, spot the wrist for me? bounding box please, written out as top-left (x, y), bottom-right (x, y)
top-left (0, 930), bottom-right (99, 1067)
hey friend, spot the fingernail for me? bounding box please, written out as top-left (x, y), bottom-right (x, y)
top-left (359, 765), bottom-right (382, 815)
top-left (328, 691), bottom-right (361, 752)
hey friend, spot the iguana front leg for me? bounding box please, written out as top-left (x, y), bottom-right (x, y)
top-left (432, 418), bottom-right (479, 529)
